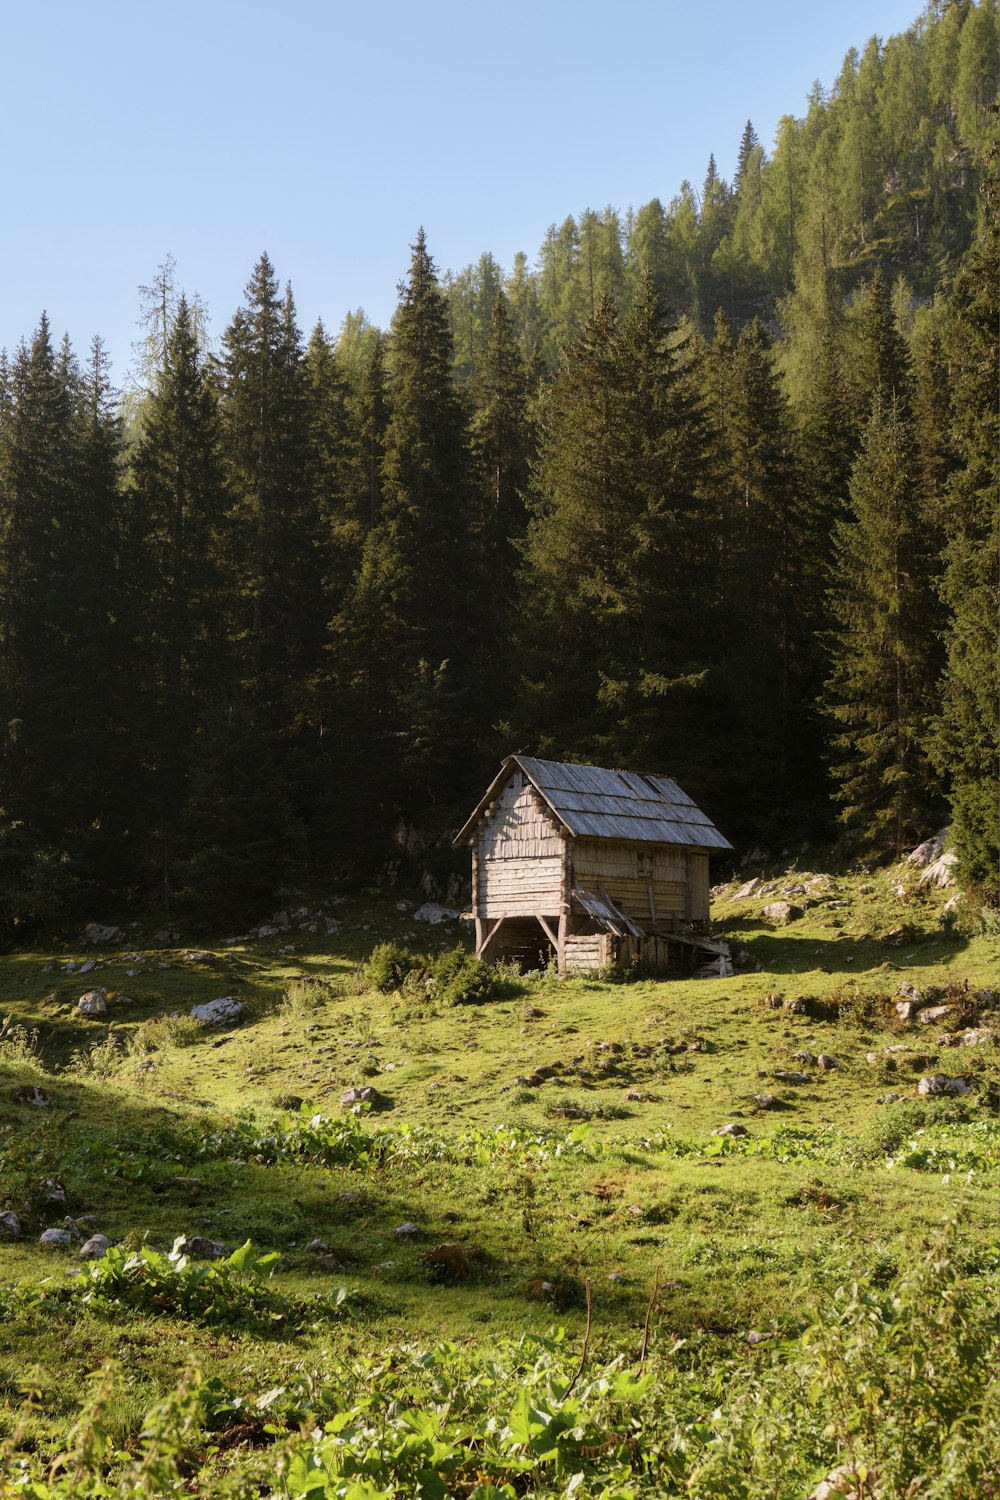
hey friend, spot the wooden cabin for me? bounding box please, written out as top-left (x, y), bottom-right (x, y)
top-left (454, 755), bottom-right (733, 976)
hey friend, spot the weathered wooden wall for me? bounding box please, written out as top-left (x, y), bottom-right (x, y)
top-left (572, 838), bottom-right (688, 925)
top-left (564, 932), bottom-right (610, 973)
top-left (476, 773), bottom-right (566, 918)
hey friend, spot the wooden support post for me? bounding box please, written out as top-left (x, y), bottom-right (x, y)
top-left (557, 912), bottom-right (567, 976)
top-left (476, 917), bottom-right (503, 961)
top-left (536, 913), bottom-right (560, 952)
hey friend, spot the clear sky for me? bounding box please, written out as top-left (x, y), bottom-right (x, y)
top-left (5, 0), bottom-right (925, 381)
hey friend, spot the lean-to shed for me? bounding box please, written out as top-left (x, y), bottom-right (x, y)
top-left (454, 755), bottom-right (733, 975)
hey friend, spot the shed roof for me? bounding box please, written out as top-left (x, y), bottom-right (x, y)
top-left (455, 755), bottom-right (732, 851)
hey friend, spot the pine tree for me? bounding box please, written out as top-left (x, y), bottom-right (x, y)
top-left (824, 394), bottom-right (939, 854)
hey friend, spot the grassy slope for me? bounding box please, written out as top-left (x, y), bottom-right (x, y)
top-left (0, 856), bottom-right (996, 1483)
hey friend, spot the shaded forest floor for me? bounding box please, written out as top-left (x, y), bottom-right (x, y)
top-left (0, 855), bottom-right (996, 1496)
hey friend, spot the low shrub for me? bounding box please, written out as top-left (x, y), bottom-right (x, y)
top-left (364, 942), bottom-right (422, 994)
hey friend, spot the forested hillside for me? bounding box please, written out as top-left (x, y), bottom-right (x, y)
top-left (0, 0), bottom-right (996, 934)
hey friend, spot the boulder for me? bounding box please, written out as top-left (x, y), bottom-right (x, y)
top-left (735, 878), bottom-right (760, 899)
top-left (340, 1085), bottom-right (386, 1109)
top-left (906, 829), bottom-right (948, 868)
top-left (77, 989), bottom-right (107, 1018)
top-left (394, 1222), bottom-right (422, 1238)
top-left (0, 1211), bottom-right (21, 1238)
top-left (83, 923), bottom-right (123, 945)
top-left (917, 1005), bottom-right (954, 1026)
top-left (177, 1235), bottom-right (229, 1259)
top-left (816, 1054), bottom-right (841, 1070)
top-left (960, 1028), bottom-right (997, 1047)
top-left (12, 1084), bottom-right (52, 1107)
top-left (79, 1234), bottom-right (110, 1259)
top-left (897, 981), bottom-right (922, 1003)
top-left (38, 1228), bottom-right (72, 1249)
top-left (190, 997), bottom-right (243, 1026)
top-left (783, 997), bottom-right (810, 1015)
top-left (412, 902), bottom-right (461, 925)
top-left (763, 901), bottom-right (803, 925)
top-left (895, 1000), bottom-right (921, 1021)
top-left (712, 1123), bottom-right (750, 1137)
top-left (917, 1074), bottom-right (974, 1096)
top-left (754, 1094), bottom-right (780, 1109)
top-left (773, 1070), bottom-right (810, 1084)
top-left (918, 851), bottom-right (959, 889)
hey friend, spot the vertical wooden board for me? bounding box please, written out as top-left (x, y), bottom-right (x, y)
top-left (689, 852), bottom-right (710, 919)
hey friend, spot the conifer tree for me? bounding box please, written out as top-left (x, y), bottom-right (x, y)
top-left (130, 296), bottom-right (231, 900)
top-left (930, 170), bottom-right (999, 902)
top-left (824, 394), bottom-right (939, 854)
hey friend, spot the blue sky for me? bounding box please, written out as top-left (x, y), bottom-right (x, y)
top-left (5, 0), bottom-right (924, 380)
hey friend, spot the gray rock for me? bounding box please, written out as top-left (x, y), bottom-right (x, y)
top-left (178, 1235), bottom-right (229, 1259)
top-left (897, 981), bottom-right (922, 1003)
top-left (895, 1001), bottom-right (921, 1020)
top-left (0, 1211), bottom-right (21, 1238)
top-left (791, 1050), bottom-right (816, 1065)
top-left (77, 989), bottom-right (107, 1017)
top-left (43, 1179), bottom-right (66, 1202)
top-left (917, 1005), bottom-right (954, 1026)
top-left (713, 1123), bottom-right (750, 1137)
top-left (960, 1028), bottom-right (997, 1047)
top-left (735, 878), bottom-right (760, 899)
top-left (762, 901), bottom-right (803, 925)
top-left (754, 1094), bottom-right (780, 1109)
top-left (83, 922), bottom-right (123, 945)
top-left (906, 829), bottom-right (948, 869)
top-left (917, 1074), bottom-right (974, 1096)
top-left (412, 902), bottom-right (460, 925)
top-left (153, 929), bottom-right (181, 943)
top-left (394, 1222), bottom-right (422, 1238)
top-left (256, 924), bottom-right (281, 938)
top-left (304, 1238), bottom-right (334, 1254)
top-left (773, 1070), bottom-right (810, 1084)
top-left (817, 1054), bottom-right (841, 1070)
top-left (79, 1234), bottom-right (110, 1260)
top-left (746, 1330), bottom-right (769, 1345)
top-left (918, 851), bottom-right (958, 889)
top-left (38, 1228), bottom-right (72, 1249)
top-left (340, 1085), bottom-right (386, 1109)
top-left (191, 997), bottom-right (243, 1026)
top-left (783, 997), bottom-right (809, 1015)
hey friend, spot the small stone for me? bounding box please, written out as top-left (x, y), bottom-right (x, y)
top-left (412, 902), bottom-right (460, 925)
top-left (38, 1228), bottom-right (72, 1249)
top-left (337, 1191), bottom-right (363, 1205)
top-left (712, 1123), bottom-right (750, 1137)
top-left (895, 1001), bottom-right (921, 1020)
top-left (773, 1070), bottom-right (810, 1084)
top-left (960, 1028), bottom-right (996, 1047)
top-left (77, 989), bottom-right (107, 1017)
top-left (304, 1238), bottom-right (334, 1254)
top-left (608, 1271), bottom-right (625, 1283)
top-left (0, 1211), bottom-right (21, 1238)
top-left (79, 1234), bottom-right (110, 1260)
top-left (754, 1094), bottom-right (779, 1109)
top-left (623, 1088), bottom-right (644, 1101)
top-left (783, 997), bottom-right (809, 1015)
top-left (524, 1005), bottom-right (543, 1019)
top-left (735, 878), bottom-right (760, 899)
top-left (42, 1179), bottom-right (66, 1202)
top-left (791, 1050), bottom-right (815, 1065)
top-left (816, 1054), bottom-right (840, 1070)
top-left (394, 1222), bottom-right (422, 1238)
top-left (897, 981), bottom-right (922, 1003)
top-left (746, 1330), bottom-right (769, 1345)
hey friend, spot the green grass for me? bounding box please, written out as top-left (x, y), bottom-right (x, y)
top-left (0, 862), bottom-right (996, 1495)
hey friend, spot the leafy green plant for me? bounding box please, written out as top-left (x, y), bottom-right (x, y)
top-left (364, 942), bottom-right (423, 994)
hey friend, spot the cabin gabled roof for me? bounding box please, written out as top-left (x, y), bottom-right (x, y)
top-left (455, 754), bottom-right (732, 851)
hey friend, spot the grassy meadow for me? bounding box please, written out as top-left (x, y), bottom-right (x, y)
top-left (0, 856), bottom-right (996, 1498)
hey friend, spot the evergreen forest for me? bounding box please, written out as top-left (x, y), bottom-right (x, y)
top-left (0, 0), bottom-right (997, 935)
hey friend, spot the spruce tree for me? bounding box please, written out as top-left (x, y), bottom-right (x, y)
top-left (824, 394), bottom-right (939, 855)
top-left (130, 296), bottom-right (231, 901)
top-left (930, 173), bottom-right (999, 902)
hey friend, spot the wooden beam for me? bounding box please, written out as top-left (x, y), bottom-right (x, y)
top-left (557, 912), bottom-right (567, 977)
top-left (536, 913), bottom-right (560, 951)
top-left (476, 917), bottom-right (503, 960)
